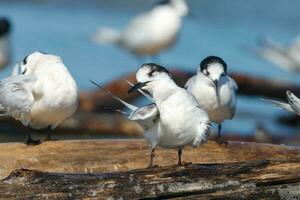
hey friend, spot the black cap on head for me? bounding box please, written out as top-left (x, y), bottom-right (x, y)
top-left (0, 17), bottom-right (11, 37)
top-left (142, 63), bottom-right (170, 77)
top-left (200, 56), bottom-right (227, 73)
top-left (153, 0), bottom-right (171, 7)
top-left (22, 54), bottom-right (30, 65)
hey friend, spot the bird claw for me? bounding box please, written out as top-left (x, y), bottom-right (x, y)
top-left (177, 161), bottom-right (192, 166)
top-left (43, 135), bottom-right (57, 142)
top-left (215, 138), bottom-right (228, 147)
top-left (147, 164), bottom-right (159, 169)
top-left (26, 138), bottom-right (42, 145)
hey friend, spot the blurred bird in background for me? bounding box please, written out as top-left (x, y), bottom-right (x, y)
top-left (258, 37), bottom-right (300, 73)
top-left (92, 0), bottom-right (189, 60)
top-left (0, 51), bottom-right (79, 145)
top-left (185, 56), bottom-right (238, 145)
top-left (0, 17), bottom-right (11, 69)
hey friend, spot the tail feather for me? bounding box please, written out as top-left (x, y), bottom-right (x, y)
top-left (89, 80), bottom-right (137, 111)
top-left (92, 27), bottom-right (120, 44)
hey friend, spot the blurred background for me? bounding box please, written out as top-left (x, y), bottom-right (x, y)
top-left (0, 0), bottom-right (299, 144)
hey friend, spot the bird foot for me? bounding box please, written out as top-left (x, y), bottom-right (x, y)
top-left (215, 138), bottom-right (228, 147)
top-left (43, 135), bottom-right (57, 142)
top-left (177, 161), bottom-right (192, 166)
top-left (147, 164), bottom-right (159, 169)
top-left (26, 138), bottom-right (42, 145)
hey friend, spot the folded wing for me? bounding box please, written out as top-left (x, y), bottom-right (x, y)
top-left (0, 75), bottom-right (36, 125)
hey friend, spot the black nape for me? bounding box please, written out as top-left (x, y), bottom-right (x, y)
top-left (200, 56), bottom-right (227, 73)
top-left (143, 63), bottom-right (170, 77)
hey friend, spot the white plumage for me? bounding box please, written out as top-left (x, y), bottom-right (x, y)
top-left (185, 56), bottom-right (238, 144)
top-left (258, 37), bottom-right (300, 73)
top-left (93, 0), bottom-right (189, 56)
top-left (0, 51), bottom-right (79, 144)
top-left (128, 63), bottom-right (211, 166)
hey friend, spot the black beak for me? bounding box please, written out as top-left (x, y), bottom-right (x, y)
top-left (213, 79), bottom-right (219, 98)
top-left (128, 81), bottom-right (149, 94)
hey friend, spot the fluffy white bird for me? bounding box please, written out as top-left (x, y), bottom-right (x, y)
top-left (0, 51), bottom-right (79, 145)
top-left (128, 63), bottom-right (211, 166)
top-left (185, 56), bottom-right (238, 144)
top-left (258, 37), bottom-right (300, 73)
top-left (93, 0), bottom-right (189, 57)
top-left (265, 91), bottom-right (300, 116)
top-left (0, 17), bottom-right (11, 69)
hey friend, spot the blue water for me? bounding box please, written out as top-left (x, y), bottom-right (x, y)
top-left (0, 0), bottom-right (299, 136)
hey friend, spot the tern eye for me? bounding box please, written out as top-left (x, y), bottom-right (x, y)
top-left (21, 68), bottom-right (27, 74)
top-left (22, 55), bottom-right (29, 65)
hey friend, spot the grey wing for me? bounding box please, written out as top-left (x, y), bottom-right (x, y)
top-left (228, 77), bottom-right (238, 91)
top-left (228, 77), bottom-right (238, 118)
top-left (0, 75), bottom-right (36, 123)
top-left (184, 75), bottom-right (196, 89)
top-left (287, 91), bottom-right (300, 116)
top-left (128, 103), bottom-right (159, 130)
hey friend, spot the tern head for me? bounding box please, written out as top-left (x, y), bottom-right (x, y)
top-left (199, 56), bottom-right (227, 97)
top-left (128, 63), bottom-right (171, 94)
top-left (18, 51), bottom-right (59, 74)
top-left (0, 17), bottom-right (11, 37)
top-left (155, 0), bottom-right (189, 17)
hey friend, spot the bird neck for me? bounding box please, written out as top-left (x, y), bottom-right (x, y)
top-left (170, 0), bottom-right (188, 17)
top-left (152, 78), bottom-right (178, 102)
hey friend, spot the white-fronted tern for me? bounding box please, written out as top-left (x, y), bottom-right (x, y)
top-left (185, 56), bottom-right (238, 145)
top-left (0, 51), bottom-right (79, 145)
top-left (128, 63), bottom-right (211, 166)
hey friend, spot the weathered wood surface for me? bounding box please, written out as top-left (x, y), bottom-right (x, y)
top-left (0, 140), bottom-right (299, 180)
top-left (1, 160), bottom-right (300, 199)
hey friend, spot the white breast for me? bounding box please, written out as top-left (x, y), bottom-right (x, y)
top-left (29, 63), bottom-right (78, 129)
top-left (187, 75), bottom-right (237, 124)
top-left (156, 89), bottom-right (207, 148)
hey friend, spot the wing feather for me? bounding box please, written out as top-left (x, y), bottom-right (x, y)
top-left (287, 91), bottom-right (300, 116)
top-left (0, 75), bottom-right (36, 123)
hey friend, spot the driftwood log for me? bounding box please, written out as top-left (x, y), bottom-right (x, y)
top-left (0, 140), bottom-right (299, 179)
top-left (0, 140), bottom-right (300, 199)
